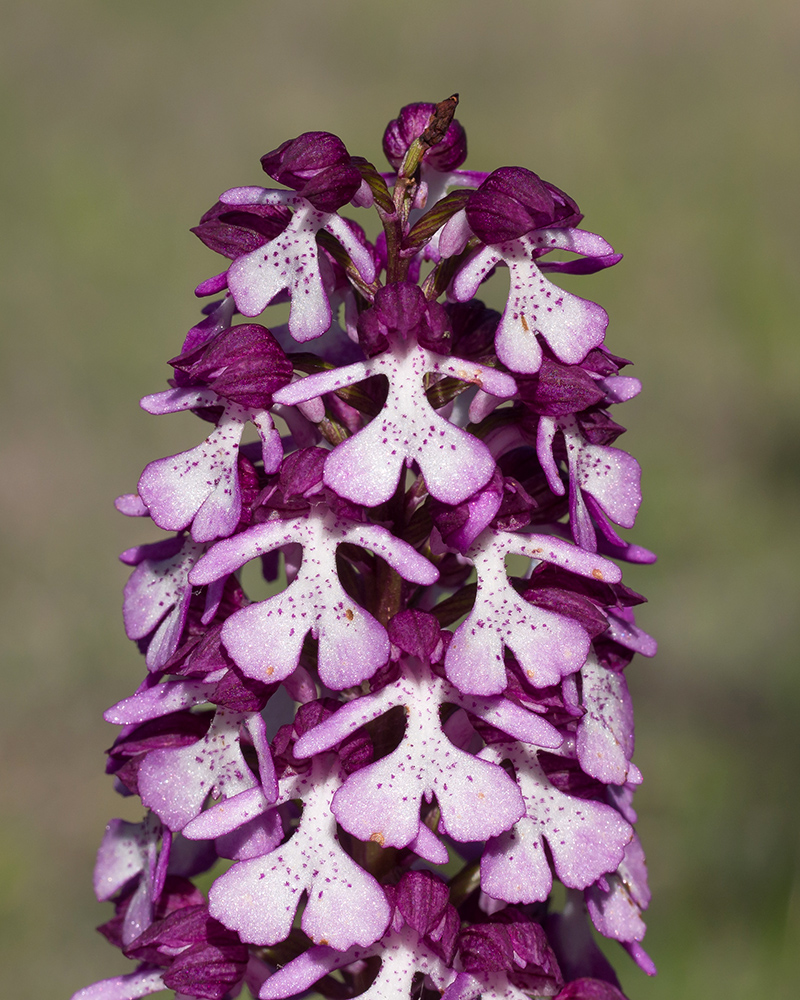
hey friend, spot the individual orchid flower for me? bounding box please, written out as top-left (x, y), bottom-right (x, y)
top-left (537, 412), bottom-right (642, 551)
top-left (120, 535), bottom-right (206, 671)
top-left (220, 193), bottom-right (376, 341)
top-left (189, 504), bottom-right (439, 689)
top-left (215, 133), bottom-right (375, 341)
top-left (137, 385), bottom-right (283, 543)
top-left (204, 753), bottom-right (391, 950)
top-left (137, 706), bottom-right (277, 832)
top-left (441, 167), bottom-right (621, 375)
top-left (274, 344), bottom-right (514, 506)
top-left (294, 655), bottom-right (562, 852)
top-left (479, 741), bottom-right (633, 904)
top-left (449, 226), bottom-right (617, 376)
top-left (444, 528), bottom-right (621, 696)
top-left (273, 282), bottom-right (516, 507)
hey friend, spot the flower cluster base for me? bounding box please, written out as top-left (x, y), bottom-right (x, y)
top-left (75, 97), bottom-right (657, 1000)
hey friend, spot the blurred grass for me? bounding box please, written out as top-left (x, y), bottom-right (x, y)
top-left (1, 1), bottom-right (798, 997)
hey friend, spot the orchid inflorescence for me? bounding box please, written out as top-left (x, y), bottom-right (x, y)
top-left (75, 97), bottom-right (657, 1000)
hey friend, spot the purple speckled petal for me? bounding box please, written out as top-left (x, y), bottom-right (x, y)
top-left (272, 358), bottom-right (372, 407)
top-left (210, 756), bottom-right (390, 949)
top-left (536, 415), bottom-right (563, 496)
top-left (224, 198), bottom-right (332, 338)
top-left (259, 943), bottom-right (369, 999)
top-left (576, 655), bottom-right (636, 785)
top-left (456, 693), bottom-right (562, 750)
top-left (429, 356), bottom-right (517, 399)
top-left (220, 188), bottom-right (373, 341)
top-left (480, 743), bottom-right (632, 903)
top-left (139, 386), bottom-right (219, 416)
top-left (138, 400), bottom-right (249, 542)
top-left (105, 679), bottom-right (218, 726)
top-left (69, 969), bottom-right (165, 1000)
top-left (599, 375), bottom-right (641, 404)
top-left (93, 814), bottom-right (162, 903)
top-left (561, 415), bottom-right (642, 531)
top-left (325, 212), bottom-right (377, 284)
top-left (183, 786), bottom-right (273, 842)
top-left (586, 834), bottom-right (650, 949)
top-left (122, 537), bottom-right (204, 671)
top-left (450, 244), bottom-right (502, 303)
top-left (138, 708), bottom-right (275, 832)
top-left (604, 608), bottom-right (657, 657)
top-left (409, 823), bottom-right (450, 864)
top-left (339, 521), bottom-right (439, 584)
top-left (253, 410), bottom-right (283, 474)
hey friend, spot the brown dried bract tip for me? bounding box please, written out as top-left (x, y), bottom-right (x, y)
top-left (420, 94), bottom-right (460, 152)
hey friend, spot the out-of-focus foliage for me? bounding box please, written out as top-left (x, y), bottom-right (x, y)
top-left (1, 2), bottom-right (798, 998)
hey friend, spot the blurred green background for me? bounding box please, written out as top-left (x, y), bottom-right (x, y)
top-left (1, 1), bottom-right (798, 997)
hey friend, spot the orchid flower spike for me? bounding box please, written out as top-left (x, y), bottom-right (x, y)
top-left (75, 97), bottom-right (657, 1000)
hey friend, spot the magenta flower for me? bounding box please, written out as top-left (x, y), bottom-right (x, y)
top-left (75, 99), bottom-right (657, 1000)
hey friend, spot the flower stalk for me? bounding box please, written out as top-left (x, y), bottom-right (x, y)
top-left (75, 99), bottom-right (656, 1000)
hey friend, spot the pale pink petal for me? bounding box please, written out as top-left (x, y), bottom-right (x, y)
top-left (480, 744), bottom-right (632, 902)
top-left (209, 758), bottom-right (390, 949)
top-left (225, 201), bottom-right (334, 341)
top-left (104, 679), bottom-right (217, 725)
top-left (138, 708), bottom-right (271, 831)
top-left (70, 969), bottom-right (165, 1000)
top-left (445, 529), bottom-right (619, 696)
top-left (137, 402), bottom-right (247, 541)
top-left (576, 655), bottom-right (636, 785)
